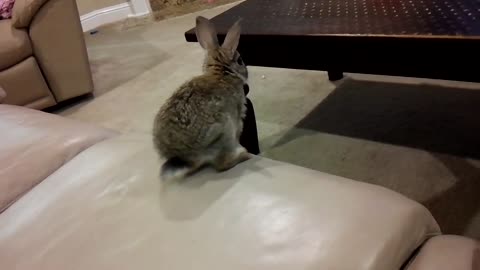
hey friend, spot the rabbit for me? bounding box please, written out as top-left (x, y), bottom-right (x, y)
top-left (152, 16), bottom-right (251, 181)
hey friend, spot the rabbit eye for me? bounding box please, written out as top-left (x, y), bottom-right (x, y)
top-left (237, 56), bottom-right (244, 65)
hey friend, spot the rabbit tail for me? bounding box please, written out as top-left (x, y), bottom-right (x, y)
top-left (160, 157), bottom-right (196, 182)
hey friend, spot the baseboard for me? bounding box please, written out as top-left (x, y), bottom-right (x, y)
top-left (129, 0), bottom-right (152, 17)
top-left (128, 11), bottom-right (151, 18)
top-left (80, 3), bottom-right (132, 32)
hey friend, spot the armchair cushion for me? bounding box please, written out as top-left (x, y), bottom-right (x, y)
top-left (11, 0), bottom-right (48, 28)
top-left (0, 134), bottom-right (441, 270)
top-left (0, 19), bottom-right (32, 70)
top-left (406, 235), bottom-right (479, 270)
top-left (0, 104), bottom-right (117, 212)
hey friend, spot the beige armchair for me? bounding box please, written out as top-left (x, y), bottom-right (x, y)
top-left (0, 87), bottom-right (6, 104)
top-left (0, 0), bottom-right (93, 109)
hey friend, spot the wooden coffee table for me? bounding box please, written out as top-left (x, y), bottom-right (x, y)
top-left (185, 0), bottom-right (480, 82)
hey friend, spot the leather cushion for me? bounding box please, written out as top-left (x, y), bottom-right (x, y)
top-left (406, 235), bottom-right (480, 270)
top-left (0, 19), bottom-right (32, 70)
top-left (0, 56), bottom-right (56, 108)
top-left (0, 134), bottom-right (441, 270)
top-left (0, 105), bottom-right (117, 212)
top-left (11, 0), bottom-right (49, 28)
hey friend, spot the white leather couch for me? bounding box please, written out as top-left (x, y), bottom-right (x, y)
top-left (0, 104), bottom-right (478, 270)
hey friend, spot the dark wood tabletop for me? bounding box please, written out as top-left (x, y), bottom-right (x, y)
top-left (185, 0), bottom-right (480, 82)
top-left (187, 0), bottom-right (480, 37)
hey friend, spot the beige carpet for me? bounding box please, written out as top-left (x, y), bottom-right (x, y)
top-left (56, 3), bottom-right (480, 239)
top-left (149, 0), bottom-right (240, 20)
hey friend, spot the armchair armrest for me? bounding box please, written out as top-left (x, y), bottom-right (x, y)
top-left (28, 0), bottom-right (94, 101)
top-left (11, 0), bottom-right (49, 28)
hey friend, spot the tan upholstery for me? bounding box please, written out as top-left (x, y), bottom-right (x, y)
top-left (30, 0), bottom-right (94, 101)
top-left (0, 104), bottom-right (117, 213)
top-left (406, 235), bottom-right (480, 270)
top-left (0, 57), bottom-right (56, 109)
top-left (0, 20), bottom-right (32, 70)
top-left (0, 133), bottom-right (441, 270)
top-left (0, 87), bottom-right (6, 103)
top-left (0, 0), bottom-right (93, 109)
top-left (11, 0), bottom-right (49, 28)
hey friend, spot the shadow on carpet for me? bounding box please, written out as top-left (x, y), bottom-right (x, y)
top-left (426, 154), bottom-right (480, 238)
top-left (274, 79), bottom-right (480, 159)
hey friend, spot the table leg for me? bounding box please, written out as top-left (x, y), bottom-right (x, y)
top-left (240, 98), bottom-right (260, 155)
top-left (328, 71), bottom-right (344, 81)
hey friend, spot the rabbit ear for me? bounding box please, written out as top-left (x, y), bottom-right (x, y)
top-left (222, 18), bottom-right (242, 54)
top-left (195, 16), bottom-right (219, 50)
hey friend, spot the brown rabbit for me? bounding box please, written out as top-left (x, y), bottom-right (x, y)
top-left (153, 16), bottom-right (250, 181)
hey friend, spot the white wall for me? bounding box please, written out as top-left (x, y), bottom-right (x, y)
top-left (80, 0), bottom-right (152, 32)
top-left (76, 0), bottom-right (127, 16)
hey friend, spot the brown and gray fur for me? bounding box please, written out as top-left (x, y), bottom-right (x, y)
top-left (153, 16), bottom-right (250, 181)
